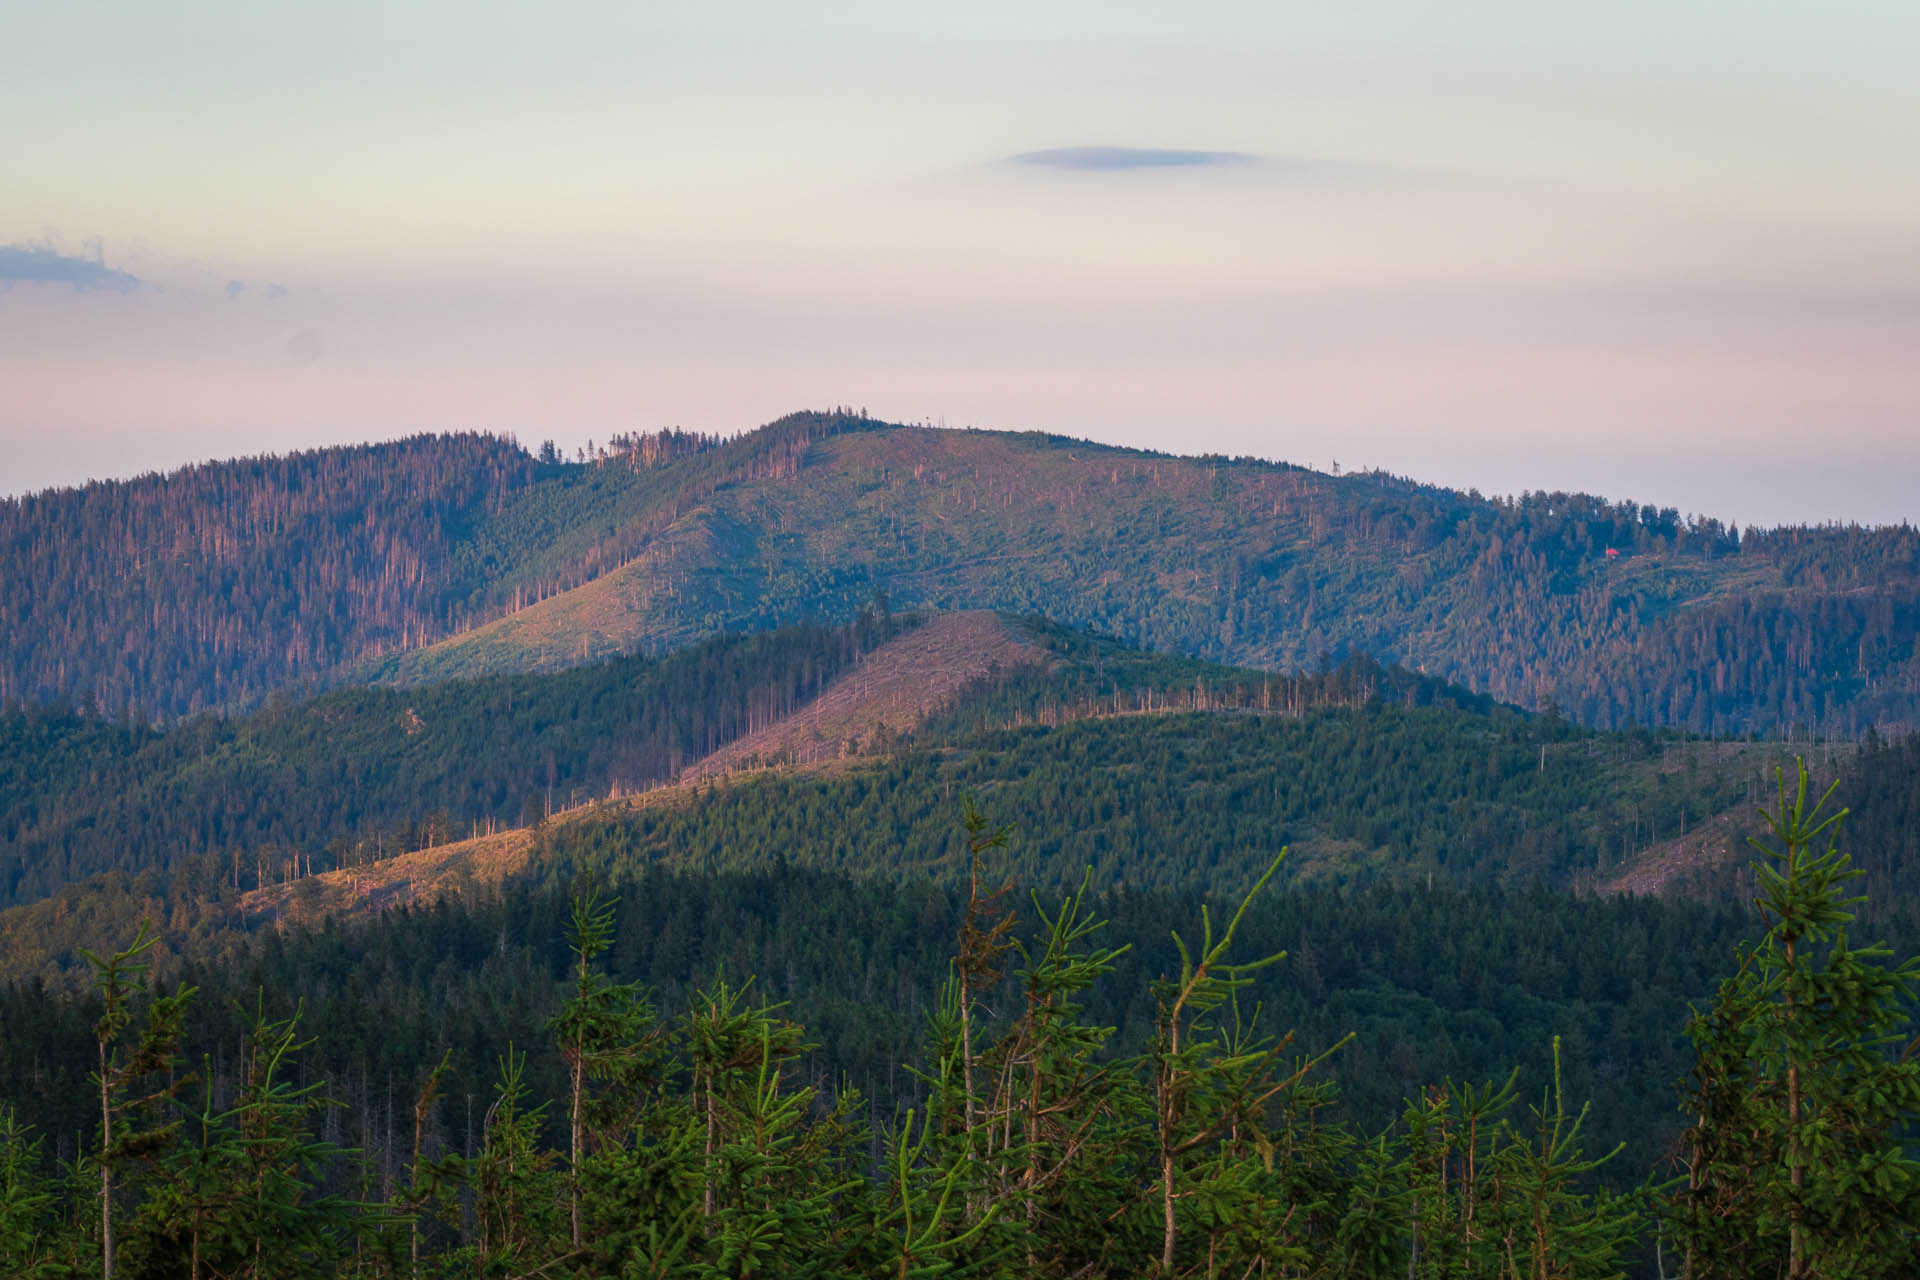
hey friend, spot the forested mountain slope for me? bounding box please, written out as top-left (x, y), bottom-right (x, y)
top-left (2, 433), bottom-right (540, 718)
top-left (0, 639), bottom-right (1852, 991)
top-left (0, 611), bottom-right (912, 910)
top-left (5, 411), bottom-right (1917, 733)
top-left (348, 418), bottom-right (1920, 736)
top-left (0, 595), bottom-right (1758, 921)
top-left (0, 863), bottom-right (1780, 1200)
top-left (0, 606), bottom-right (1463, 924)
top-left (0, 422), bottom-right (772, 718)
top-left (5, 615), bottom-right (1918, 1275)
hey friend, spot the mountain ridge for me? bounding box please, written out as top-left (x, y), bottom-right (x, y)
top-left (6, 411), bottom-right (1917, 734)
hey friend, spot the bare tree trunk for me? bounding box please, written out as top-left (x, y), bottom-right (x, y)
top-left (1158, 1016), bottom-right (1180, 1273)
top-left (959, 969), bottom-right (976, 1137)
top-left (704, 1070), bottom-right (717, 1219)
top-left (99, 1041), bottom-right (113, 1280)
top-left (570, 940), bottom-right (589, 1249)
top-left (411, 1067), bottom-right (439, 1277)
top-left (1160, 1144), bottom-right (1177, 1273)
top-left (570, 1049), bottom-right (584, 1247)
top-left (1786, 933), bottom-right (1805, 1280)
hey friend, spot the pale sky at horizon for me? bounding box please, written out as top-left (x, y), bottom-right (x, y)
top-left (4, 1), bottom-right (1918, 528)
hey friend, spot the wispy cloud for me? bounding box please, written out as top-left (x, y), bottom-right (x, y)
top-left (1001, 145), bottom-right (1459, 189)
top-left (1010, 146), bottom-right (1252, 172)
top-left (225, 279), bottom-right (246, 298)
top-left (0, 240), bottom-right (140, 292)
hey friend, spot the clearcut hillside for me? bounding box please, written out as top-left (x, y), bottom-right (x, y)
top-left (5, 410), bottom-right (1916, 733)
top-left (370, 413), bottom-right (1920, 736)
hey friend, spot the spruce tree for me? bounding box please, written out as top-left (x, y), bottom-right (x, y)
top-left (1675, 760), bottom-right (1920, 1279)
top-left (1147, 851), bottom-right (1351, 1274)
top-left (0, 1107), bottom-right (58, 1278)
top-left (123, 1000), bottom-right (372, 1279)
top-left (550, 885), bottom-right (658, 1250)
top-left (1399, 1041), bottom-right (1644, 1279)
top-left (82, 919), bottom-right (195, 1280)
top-left (466, 1046), bottom-right (565, 1276)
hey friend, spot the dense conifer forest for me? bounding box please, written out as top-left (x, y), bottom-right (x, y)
top-left (17, 611), bottom-right (1914, 999)
top-left (5, 418), bottom-right (1920, 1276)
top-left (0, 433), bottom-right (543, 719)
top-left (0, 425), bottom-right (733, 719)
top-left (0, 612), bottom-right (908, 910)
top-left (2, 770), bottom-right (1916, 1277)
top-left (5, 413), bottom-right (1917, 733)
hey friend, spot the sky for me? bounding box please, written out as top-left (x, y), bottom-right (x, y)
top-left (3, 0), bottom-right (1917, 528)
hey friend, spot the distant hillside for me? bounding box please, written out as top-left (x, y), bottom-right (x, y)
top-left (359, 419), bottom-right (1920, 736)
top-left (677, 610), bottom-right (1043, 780)
top-left (5, 410), bottom-right (1917, 732)
top-left (1, 615), bottom-right (1844, 987)
top-left (2, 432), bottom-right (535, 718)
top-left (3, 607), bottom-right (1398, 919)
top-left (0, 611), bottom-right (910, 910)
top-left (0, 422), bottom-right (749, 718)
top-left (10, 606), bottom-right (1920, 1007)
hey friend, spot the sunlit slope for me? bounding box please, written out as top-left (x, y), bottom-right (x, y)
top-left (7, 409), bottom-right (1916, 733)
top-left (355, 502), bottom-right (761, 681)
top-left (14, 610), bottom-right (1919, 994)
top-left (0, 609), bottom-right (1055, 979)
top-left (5, 678), bottom-right (1814, 990)
top-left (373, 421), bottom-right (1920, 736)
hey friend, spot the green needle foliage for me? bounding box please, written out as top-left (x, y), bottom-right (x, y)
top-left (121, 1000), bottom-right (377, 1279)
top-left (1150, 850), bottom-right (1339, 1273)
top-left (20, 789), bottom-right (1920, 1276)
top-left (878, 1105), bottom-right (1002, 1279)
top-left (1399, 1040), bottom-right (1646, 1280)
top-left (1675, 760), bottom-right (1920, 1280)
top-left (551, 884), bottom-right (661, 1250)
top-left (0, 1107), bottom-right (60, 1278)
top-left (464, 1045), bottom-right (565, 1277)
top-left (83, 918), bottom-right (195, 1280)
